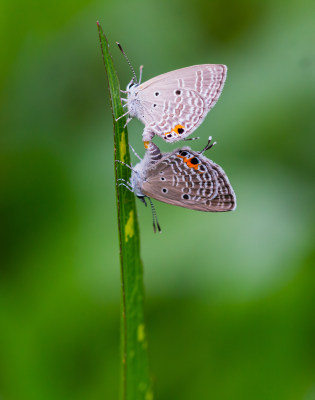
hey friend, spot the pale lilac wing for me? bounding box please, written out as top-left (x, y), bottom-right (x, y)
top-left (138, 65), bottom-right (227, 142)
top-left (142, 148), bottom-right (236, 211)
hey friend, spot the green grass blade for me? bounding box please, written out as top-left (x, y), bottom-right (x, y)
top-left (97, 22), bottom-right (152, 400)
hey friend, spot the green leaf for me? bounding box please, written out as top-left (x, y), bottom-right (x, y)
top-left (97, 22), bottom-right (152, 400)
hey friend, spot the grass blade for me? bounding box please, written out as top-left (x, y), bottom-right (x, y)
top-left (97, 22), bottom-right (152, 400)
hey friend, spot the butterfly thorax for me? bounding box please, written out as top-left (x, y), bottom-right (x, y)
top-left (126, 84), bottom-right (146, 123)
top-left (130, 156), bottom-right (150, 197)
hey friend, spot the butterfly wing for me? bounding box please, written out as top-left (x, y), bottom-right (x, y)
top-left (138, 65), bottom-right (227, 142)
top-left (142, 148), bottom-right (236, 211)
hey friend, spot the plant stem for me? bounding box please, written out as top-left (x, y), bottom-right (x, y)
top-left (97, 22), bottom-right (152, 400)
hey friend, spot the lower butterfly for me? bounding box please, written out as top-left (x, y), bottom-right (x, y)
top-left (117, 137), bottom-right (236, 232)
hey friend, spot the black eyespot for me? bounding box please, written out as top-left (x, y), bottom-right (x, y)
top-left (155, 92), bottom-right (160, 97)
top-left (175, 90), bottom-right (181, 95)
top-left (177, 128), bottom-right (184, 134)
top-left (167, 134), bottom-right (172, 138)
top-left (199, 165), bottom-right (206, 172)
top-left (162, 188), bottom-right (168, 193)
top-left (190, 157), bottom-right (199, 165)
top-left (179, 151), bottom-right (188, 156)
top-left (153, 104), bottom-right (157, 107)
top-left (160, 177), bottom-right (166, 181)
top-left (182, 194), bottom-right (189, 200)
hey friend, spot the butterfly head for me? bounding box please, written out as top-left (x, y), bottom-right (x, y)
top-left (125, 79), bottom-right (145, 120)
top-left (129, 157), bottom-right (148, 197)
top-left (126, 78), bottom-right (139, 92)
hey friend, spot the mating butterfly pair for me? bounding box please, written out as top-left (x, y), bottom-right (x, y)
top-left (116, 44), bottom-right (236, 231)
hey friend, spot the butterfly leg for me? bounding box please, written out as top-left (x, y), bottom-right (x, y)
top-left (137, 195), bottom-right (147, 207)
top-left (183, 137), bottom-right (200, 142)
top-left (117, 178), bottom-right (130, 184)
top-left (124, 117), bottom-right (132, 128)
top-left (118, 182), bottom-right (134, 193)
top-left (115, 160), bottom-right (134, 172)
top-left (121, 97), bottom-right (128, 108)
top-left (139, 65), bottom-right (143, 84)
top-left (115, 110), bottom-right (130, 122)
top-left (129, 144), bottom-right (142, 161)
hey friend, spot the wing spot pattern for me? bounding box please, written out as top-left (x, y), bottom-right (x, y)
top-left (195, 70), bottom-right (203, 93)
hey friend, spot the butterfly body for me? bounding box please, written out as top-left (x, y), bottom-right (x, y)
top-left (124, 64), bottom-right (227, 143)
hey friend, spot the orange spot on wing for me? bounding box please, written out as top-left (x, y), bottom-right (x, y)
top-left (177, 155), bottom-right (200, 170)
top-left (143, 141), bottom-right (150, 149)
top-left (173, 124), bottom-right (185, 134)
top-left (164, 124), bottom-right (186, 136)
top-left (186, 160), bottom-right (200, 170)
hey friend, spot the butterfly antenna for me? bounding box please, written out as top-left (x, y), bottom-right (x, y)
top-left (116, 42), bottom-right (138, 83)
top-left (148, 197), bottom-right (162, 233)
top-left (199, 136), bottom-right (217, 154)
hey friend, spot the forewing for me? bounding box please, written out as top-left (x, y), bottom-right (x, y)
top-left (138, 65), bottom-right (227, 142)
top-left (142, 149), bottom-right (236, 211)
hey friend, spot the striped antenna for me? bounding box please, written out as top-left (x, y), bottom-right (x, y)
top-left (116, 42), bottom-right (138, 83)
top-left (148, 197), bottom-right (161, 233)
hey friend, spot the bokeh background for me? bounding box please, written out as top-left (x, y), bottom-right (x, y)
top-left (1, 0), bottom-right (315, 399)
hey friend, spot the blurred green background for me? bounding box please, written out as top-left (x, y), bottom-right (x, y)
top-left (1, 0), bottom-right (315, 399)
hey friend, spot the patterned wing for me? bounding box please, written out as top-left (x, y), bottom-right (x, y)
top-left (138, 65), bottom-right (227, 142)
top-left (142, 148), bottom-right (236, 211)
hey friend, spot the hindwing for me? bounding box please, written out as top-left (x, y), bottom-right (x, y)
top-left (137, 65), bottom-right (227, 142)
top-left (142, 148), bottom-right (236, 211)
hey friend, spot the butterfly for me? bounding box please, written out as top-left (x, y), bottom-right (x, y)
top-left (117, 137), bottom-right (236, 232)
top-left (117, 44), bottom-right (227, 146)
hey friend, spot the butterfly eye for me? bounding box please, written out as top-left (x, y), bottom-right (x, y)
top-left (127, 82), bottom-right (135, 90)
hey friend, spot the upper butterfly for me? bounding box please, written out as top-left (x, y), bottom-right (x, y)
top-left (118, 43), bottom-right (227, 144)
